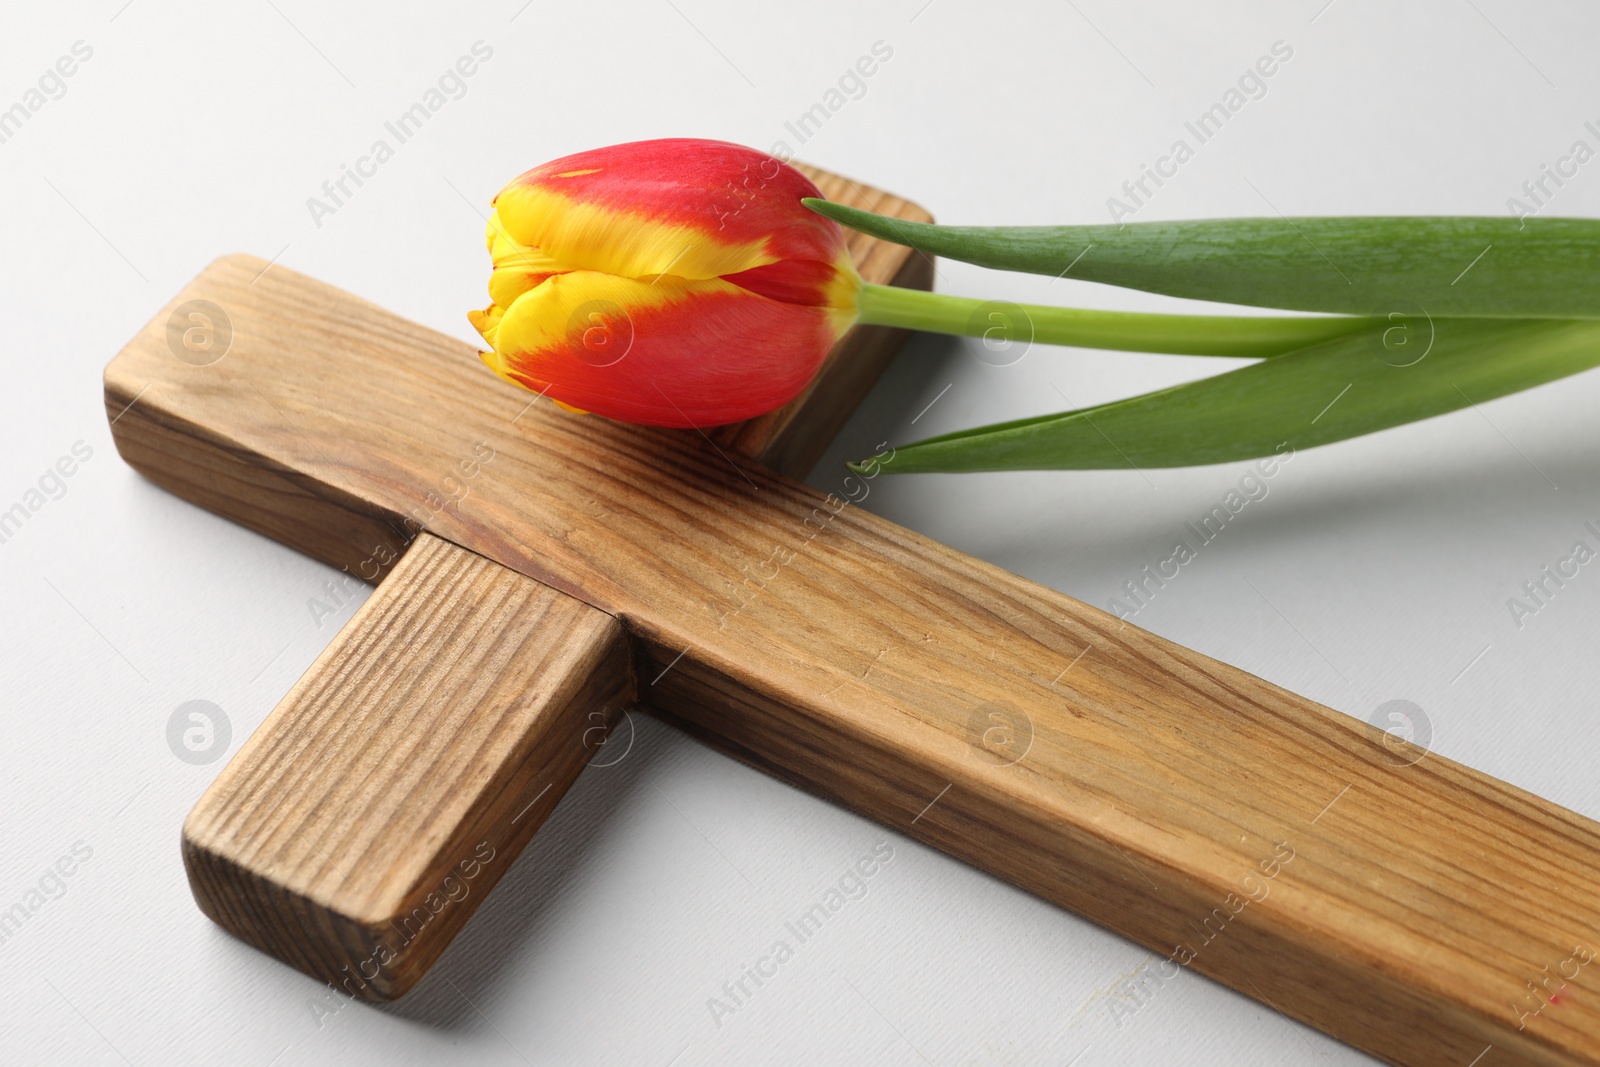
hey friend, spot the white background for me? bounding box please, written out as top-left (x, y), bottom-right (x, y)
top-left (3, 1), bottom-right (1598, 1064)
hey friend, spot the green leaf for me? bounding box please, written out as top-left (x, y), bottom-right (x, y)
top-left (857, 318), bottom-right (1600, 473)
top-left (804, 199), bottom-right (1600, 320)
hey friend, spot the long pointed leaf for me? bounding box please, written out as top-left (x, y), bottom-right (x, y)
top-left (805, 200), bottom-right (1600, 320)
top-left (861, 318), bottom-right (1600, 473)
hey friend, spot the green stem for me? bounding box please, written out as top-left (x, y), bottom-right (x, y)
top-left (857, 283), bottom-right (1379, 358)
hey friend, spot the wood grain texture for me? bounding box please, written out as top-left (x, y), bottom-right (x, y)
top-left (183, 533), bottom-right (633, 1000)
top-left (103, 173), bottom-right (1600, 1062)
top-left (107, 168), bottom-right (931, 593)
top-left (166, 168), bottom-right (933, 1004)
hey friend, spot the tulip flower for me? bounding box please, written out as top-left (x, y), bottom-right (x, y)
top-left (474, 139), bottom-right (1600, 473)
top-left (471, 138), bottom-right (1370, 429)
top-left (470, 138), bottom-right (861, 428)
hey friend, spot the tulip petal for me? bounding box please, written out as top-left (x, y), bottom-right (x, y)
top-left (487, 217), bottom-right (573, 309)
top-left (722, 253), bottom-right (861, 310)
top-left (493, 139), bottom-right (849, 296)
top-left (495, 183), bottom-right (775, 285)
top-left (484, 270), bottom-right (852, 428)
top-left (467, 303), bottom-right (504, 348)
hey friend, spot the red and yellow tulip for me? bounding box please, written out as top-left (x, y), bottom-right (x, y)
top-left (470, 138), bottom-right (861, 428)
top-left (473, 138), bottom-right (1600, 474)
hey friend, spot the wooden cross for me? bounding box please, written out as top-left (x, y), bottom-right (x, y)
top-left (104, 166), bottom-right (1600, 1067)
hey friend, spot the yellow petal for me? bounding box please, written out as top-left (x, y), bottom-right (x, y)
top-left (494, 183), bottom-right (776, 283)
top-left (468, 303), bottom-right (504, 348)
top-left (484, 212), bottom-right (501, 254)
top-left (491, 270), bottom-right (695, 367)
top-left (489, 250), bottom-right (567, 310)
top-left (483, 211), bottom-right (582, 310)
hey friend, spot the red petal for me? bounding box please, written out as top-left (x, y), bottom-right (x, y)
top-left (498, 139), bottom-right (848, 274)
